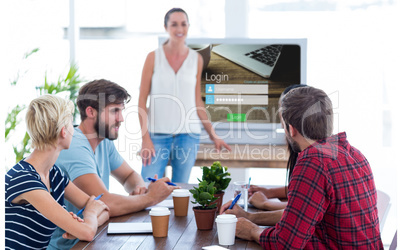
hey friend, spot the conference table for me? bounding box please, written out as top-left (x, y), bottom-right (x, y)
top-left (71, 183), bottom-right (267, 249)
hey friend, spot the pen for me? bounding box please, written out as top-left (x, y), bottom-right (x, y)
top-left (76, 193), bottom-right (103, 216)
top-left (147, 177), bottom-right (177, 186)
top-left (228, 193), bottom-right (242, 210)
top-left (248, 177), bottom-right (251, 189)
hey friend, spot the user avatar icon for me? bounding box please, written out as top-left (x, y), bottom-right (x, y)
top-left (206, 84), bottom-right (214, 93)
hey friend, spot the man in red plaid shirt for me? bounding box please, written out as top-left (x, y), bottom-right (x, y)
top-left (222, 86), bottom-right (383, 249)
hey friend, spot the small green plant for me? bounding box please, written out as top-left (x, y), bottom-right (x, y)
top-left (190, 180), bottom-right (218, 209)
top-left (199, 161), bottom-right (231, 193)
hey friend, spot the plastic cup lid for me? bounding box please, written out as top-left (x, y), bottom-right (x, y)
top-left (149, 207), bottom-right (171, 216)
top-left (172, 189), bottom-right (191, 197)
top-left (215, 214), bottom-right (238, 223)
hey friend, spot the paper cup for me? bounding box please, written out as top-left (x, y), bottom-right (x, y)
top-left (172, 189), bottom-right (190, 216)
top-left (215, 214), bottom-right (237, 245)
top-left (149, 207), bottom-right (171, 237)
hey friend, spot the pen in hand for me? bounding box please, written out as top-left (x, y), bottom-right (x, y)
top-left (147, 177), bottom-right (177, 186)
top-left (226, 193), bottom-right (242, 211)
top-left (76, 193), bottom-right (103, 216)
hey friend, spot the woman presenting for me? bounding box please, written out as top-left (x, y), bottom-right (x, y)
top-left (139, 8), bottom-right (231, 183)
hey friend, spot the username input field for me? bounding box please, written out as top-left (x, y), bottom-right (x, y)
top-left (206, 84), bottom-right (268, 94)
top-left (205, 95), bottom-right (268, 105)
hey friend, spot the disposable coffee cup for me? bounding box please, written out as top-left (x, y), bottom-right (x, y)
top-left (149, 207), bottom-right (171, 237)
top-left (215, 214), bottom-right (237, 245)
top-left (172, 189), bottom-right (191, 216)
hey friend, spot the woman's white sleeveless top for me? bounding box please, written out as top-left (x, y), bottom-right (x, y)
top-left (148, 47), bottom-right (201, 134)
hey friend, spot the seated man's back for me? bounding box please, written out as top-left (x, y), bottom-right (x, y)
top-left (259, 86), bottom-right (383, 249)
top-left (261, 132), bottom-right (382, 249)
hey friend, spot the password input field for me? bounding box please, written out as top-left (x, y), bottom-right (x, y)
top-left (205, 95), bottom-right (268, 105)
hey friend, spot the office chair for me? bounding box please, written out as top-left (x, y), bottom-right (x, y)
top-left (377, 190), bottom-right (391, 233)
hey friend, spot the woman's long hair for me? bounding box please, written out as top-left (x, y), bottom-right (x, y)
top-left (281, 84), bottom-right (306, 196)
top-left (285, 144), bottom-right (299, 196)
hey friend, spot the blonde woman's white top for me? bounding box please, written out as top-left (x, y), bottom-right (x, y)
top-left (148, 47), bottom-right (201, 134)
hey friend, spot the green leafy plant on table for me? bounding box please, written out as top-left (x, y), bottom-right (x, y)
top-left (199, 161), bottom-right (231, 192)
top-left (190, 180), bottom-right (219, 230)
top-left (199, 161), bottom-right (231, 210)
top-left (190, 180), bottom-right (218, 209)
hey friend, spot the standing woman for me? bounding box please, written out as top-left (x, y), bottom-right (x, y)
top-left (139, 8), bottom-right (231, 183)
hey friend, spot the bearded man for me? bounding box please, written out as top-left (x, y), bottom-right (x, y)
top-left (48, 79), bottom-right (178, 250)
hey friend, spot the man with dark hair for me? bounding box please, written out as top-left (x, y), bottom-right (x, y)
top-left (223, 86), bottom-right (383, 249)
top-left (48, 79), bottom-right (179, 249)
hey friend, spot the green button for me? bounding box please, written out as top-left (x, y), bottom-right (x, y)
top-left (227, 113), bottom-right (246, 122)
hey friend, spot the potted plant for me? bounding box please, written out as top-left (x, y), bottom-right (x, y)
top-left (199, 161), bottom-right (231, 211)
top-left (190, 180), bottom-right (218, 230)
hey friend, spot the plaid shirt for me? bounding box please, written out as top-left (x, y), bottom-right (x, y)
top-left (260, 132), bottom-right (383, 249)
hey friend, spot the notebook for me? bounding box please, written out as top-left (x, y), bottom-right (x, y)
top-left (212, 44), bottom-right (283, 78)
top-left (145, 199), bottom-right (174, 210)
top-left (107, 222), bottom-right (152, 234)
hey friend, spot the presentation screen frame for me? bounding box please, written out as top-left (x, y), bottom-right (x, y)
top-left (158, 37), bottom-right (307, 145)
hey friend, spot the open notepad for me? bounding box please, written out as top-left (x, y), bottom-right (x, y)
top-left (145, 199), bottom-right (174, 210)
top-left (107, 199), bottom-right (174, 234)
top-left (107, 222), bottom-right (153, 234)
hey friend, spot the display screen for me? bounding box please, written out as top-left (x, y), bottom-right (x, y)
top-left (190, 43), bottom-right (301, 125)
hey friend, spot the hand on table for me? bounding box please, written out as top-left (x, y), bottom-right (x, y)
top-left (235, 217), bottom-right (264, 242)
top-left (248, 185), bottom-right (270, 197)
top-left (249, 191), bottom-right (270, 210)
top-left (249, 191), bottom-right (287, 210)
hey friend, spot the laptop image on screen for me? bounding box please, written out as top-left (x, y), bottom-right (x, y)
top-left (212, 44), bottom-right (283, 78)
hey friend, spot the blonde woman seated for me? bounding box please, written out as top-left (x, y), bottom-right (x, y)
top-left (5, 95), bottom-right (109, 249)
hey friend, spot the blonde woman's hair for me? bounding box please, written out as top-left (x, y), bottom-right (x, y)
top-left (26, 95), bottom-right (74, 150)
